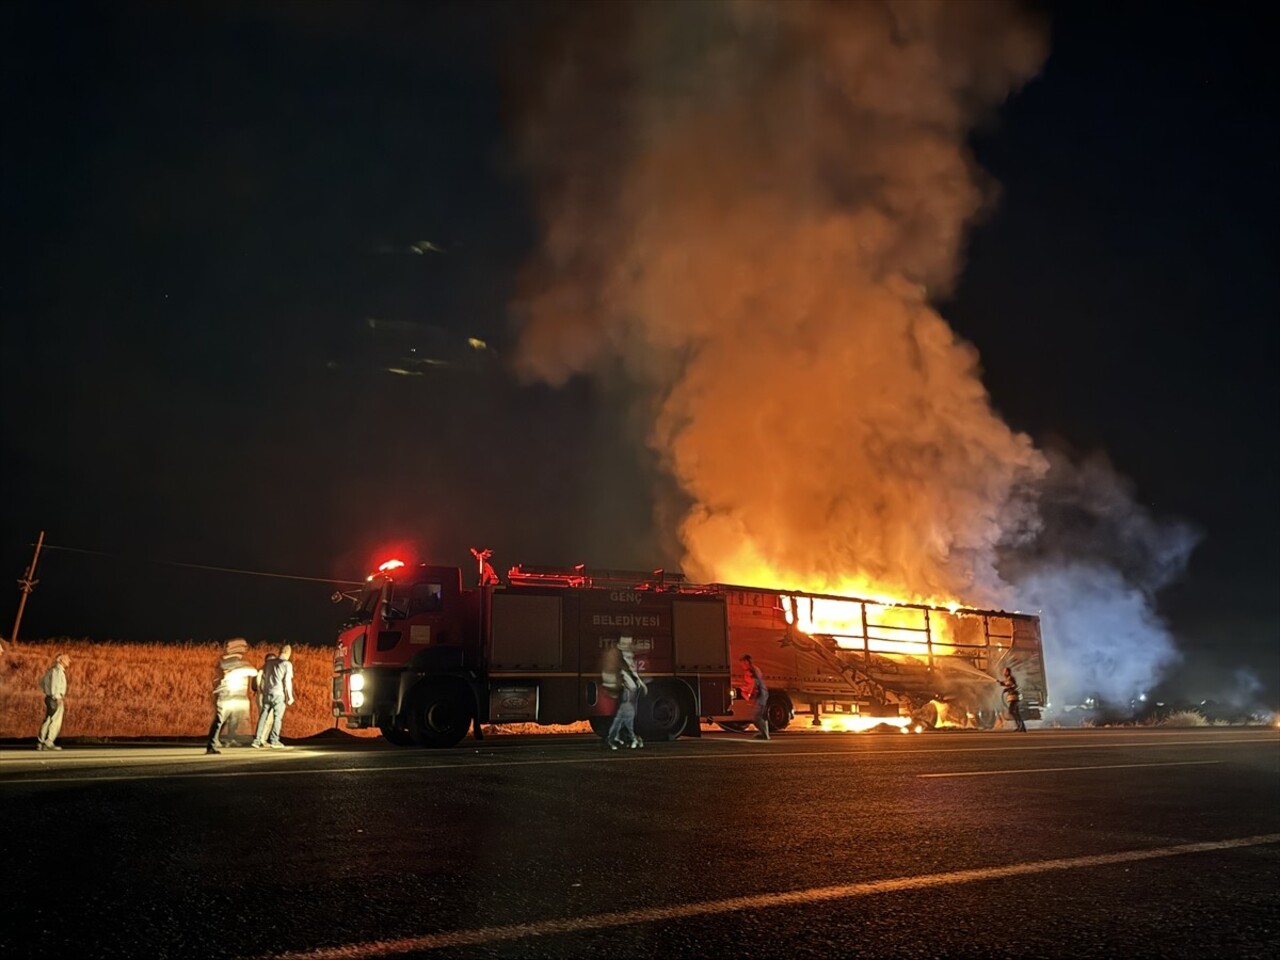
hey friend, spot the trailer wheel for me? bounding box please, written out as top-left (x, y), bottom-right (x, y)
top-left (379, 721), bottom-right (415, 746)
top-left (766, 693), bottom-right (793, 732)
top-left (408, 686), bottom-right (471, 748)
top-left (636, 682), bottom-right (691, 741)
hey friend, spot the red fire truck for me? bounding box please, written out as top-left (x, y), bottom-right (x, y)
top-left (331, 554), bottom-right (1049, 746)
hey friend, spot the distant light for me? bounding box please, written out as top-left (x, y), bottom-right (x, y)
top-left (467, 337), bottom-right (488, 351)
top-left (1139, 693), bottom-right (1147, 702)
top-left (378, 559), bottom-right (406, 573)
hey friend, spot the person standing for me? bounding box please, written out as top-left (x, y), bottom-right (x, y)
top-left (1001, 667), bottom-right (1027, 732)
top-left (742, 653), bottom-right (770, 740)
top-left (206, 640), bottom-right (255, 754)
top-left (606, 636), bottom-right (648, 750)
top-left (37, 652), bottom-right (70, 750)
top-left (250, 645), bottom-right (295, 749)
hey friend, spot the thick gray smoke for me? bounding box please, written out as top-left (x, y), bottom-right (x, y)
top-left (508, 1), bottom-right (1194, 706)
top-left (1001, 450), bottom-right (1199, 705)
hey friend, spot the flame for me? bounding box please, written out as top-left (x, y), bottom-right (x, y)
top-left (818, 715), bottom-right (910, 734)
top-left (779, 588), bottom-right (985, 660)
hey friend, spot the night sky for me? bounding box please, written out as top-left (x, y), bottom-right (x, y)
top-left (2, 2), bottom-right (1276, 705)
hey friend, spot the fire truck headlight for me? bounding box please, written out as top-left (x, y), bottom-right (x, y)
top-left (349, 672), bottom-right (365, 692)
top-left (350, 691), bottom-right (365, 709)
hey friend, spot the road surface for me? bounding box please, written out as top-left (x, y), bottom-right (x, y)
top-left (1, 727), bottom-right (1277, 959)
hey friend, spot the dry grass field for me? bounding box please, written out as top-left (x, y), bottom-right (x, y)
top-left (0, 637), bottom-right (377, 741)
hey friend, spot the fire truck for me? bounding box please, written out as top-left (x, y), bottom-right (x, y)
top-left (331, 554), bottom-right (1049, 746)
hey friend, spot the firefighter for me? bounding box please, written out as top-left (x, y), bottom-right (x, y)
top-left (206, 639), bottom-right (255, 754)
top-left (741, 653), bottom-right (770, 740)
top-left (1001, 667), bottom-right (1027, 732)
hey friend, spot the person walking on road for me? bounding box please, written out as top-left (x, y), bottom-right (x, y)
top-left (206, 640), bottom-right (256, 754)
top-left (250, 645), bottom-right (295, 749)
top-left (742, 653), bottom-right (770, 740)
top-left (606, 636), bottom-right (648, 750)
top-left (1001, 666), bottom-right (1027, 732)
top-left (37, 652), bottom-right (70, 750)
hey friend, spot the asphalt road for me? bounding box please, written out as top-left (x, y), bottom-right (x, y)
top-left (1, 728), bottom-right (1277, 959)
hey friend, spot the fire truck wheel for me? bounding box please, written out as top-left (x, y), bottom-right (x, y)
top-left (766, 694), bottom-right (793, 731)
top-left (636, 682), bottom-right (692, 741)
top-left (408, 685), bottom-right (472, 748)
top-left (379, 722), bottom-right (415, 746)
top-left (589, 716), bottom-right (614, 741)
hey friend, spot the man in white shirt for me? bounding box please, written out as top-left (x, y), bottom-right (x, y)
top-left (37, 652), bottom-right (70, 750)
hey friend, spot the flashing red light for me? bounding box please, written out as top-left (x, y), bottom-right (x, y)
top-left (377, 559), bottom-right (406, 573)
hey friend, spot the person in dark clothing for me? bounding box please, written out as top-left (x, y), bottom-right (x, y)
top-left (250, 645), bottom-right (295, 749)
top-left (1001, 667), bottom-right (1027, 732)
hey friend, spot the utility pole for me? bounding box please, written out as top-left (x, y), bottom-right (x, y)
top-left (10, 529), bottom-right (45, 644)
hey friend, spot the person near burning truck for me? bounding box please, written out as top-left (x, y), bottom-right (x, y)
top-left (1000, 667), bottom-right (1027, 732)
top-left (606, 636), bottom-right (648, 750)
top-left (206, 639), bottom-right (256, 754)
top-left (37, 652), bottom-right (71, 750)
top-left (251, 645), bottom-right (295, 749)
top-left (741, 653), bottom-right (770, 740)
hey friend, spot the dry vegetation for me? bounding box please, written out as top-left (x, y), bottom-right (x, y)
top-left (0, 637), bottom-right (378, 741)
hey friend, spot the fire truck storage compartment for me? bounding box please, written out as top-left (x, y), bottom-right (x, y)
top-left (489, 684), bottom-right (540, 722)
top-left (490, 592), bottom-right (563, 670)
top-left (671, 599), bottom-right (730, 672)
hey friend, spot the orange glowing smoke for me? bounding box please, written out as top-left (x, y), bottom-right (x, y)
top-left (513, 1), bottom-right (1049, 606)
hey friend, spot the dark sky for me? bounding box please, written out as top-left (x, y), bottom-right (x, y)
top-left (2, 2), bottom-right (1276, 703)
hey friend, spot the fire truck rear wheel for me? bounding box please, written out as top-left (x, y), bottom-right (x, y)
top-left (408, 686), bottom-right (472, 748)
top-left (636, 682), bottom-right (692, 741)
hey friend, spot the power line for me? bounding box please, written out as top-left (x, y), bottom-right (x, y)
top-left (34, 543), bottom-right (364, 586)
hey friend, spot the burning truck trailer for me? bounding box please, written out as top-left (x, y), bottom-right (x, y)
top-left (330, 555), bottom-right (1049, 747)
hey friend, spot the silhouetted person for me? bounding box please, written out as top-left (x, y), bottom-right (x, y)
top-left (251, 645), bottom-right (295, 749)
top-left (206, 640), bottom-right (256, 754)
top-left (37, 652), bottom-right (70, 750)
top-left (606, 636), bottom-right (648, 750)
top-left (742, 653), bottom-right (770, 740)
top-left (1001, 667), bottom-right (1027, 732)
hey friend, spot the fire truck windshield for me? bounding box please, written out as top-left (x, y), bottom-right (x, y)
top-left (353, 584), bottom-right (385, 623)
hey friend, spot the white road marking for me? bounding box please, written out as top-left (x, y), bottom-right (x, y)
top-left (1, 736), bottom-right (1273, 786)
top-left (265, 833), bottom-right (1280, 959)
top-left (918, 759), bottom-right (1226, 777)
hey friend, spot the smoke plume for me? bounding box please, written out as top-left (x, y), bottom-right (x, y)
top-left (509, 1), bottom-right (1192, 703)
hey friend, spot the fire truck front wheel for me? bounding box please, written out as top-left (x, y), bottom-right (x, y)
top-left (407, 684), bottom-right (472, 748)
top-left (379, 721), bottom-right (415, 746)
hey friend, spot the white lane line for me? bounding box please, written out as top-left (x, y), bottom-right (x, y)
top-left (3, 737), bottom-right (1274, 786)
top-left (918, 759), bottom-right (1226, 778)
top-left (265, 833), bottom-right (1280, 959)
